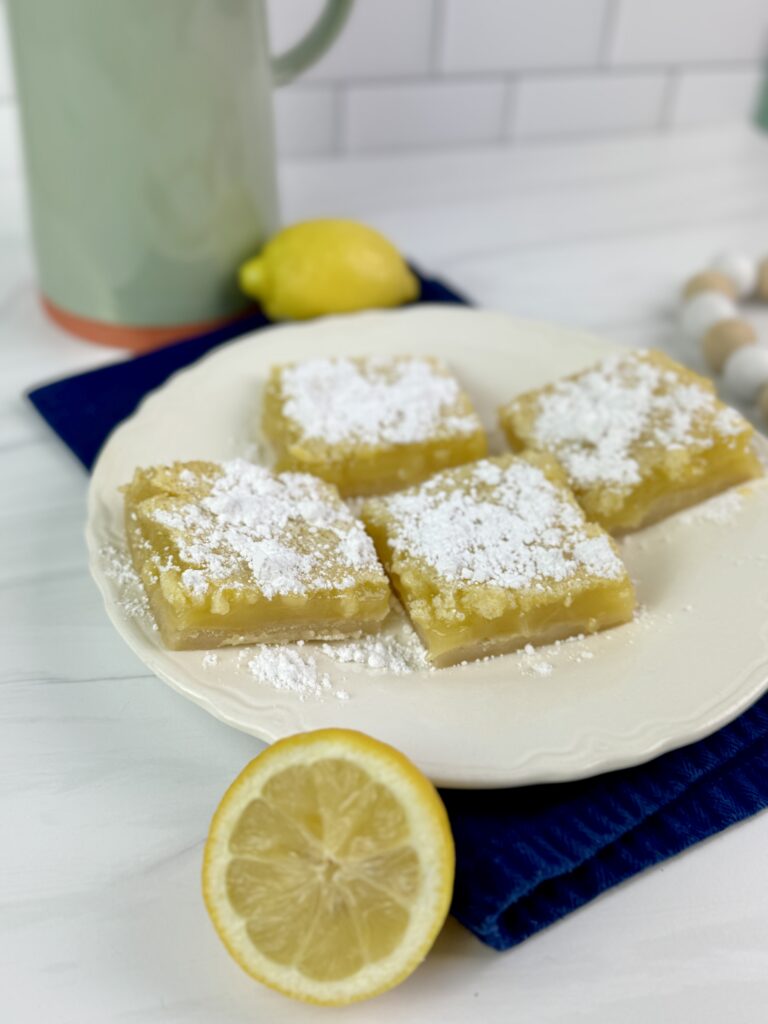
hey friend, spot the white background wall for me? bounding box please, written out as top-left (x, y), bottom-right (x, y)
top-left (0, 0), bottom-right (765, 163)
top-left (268, 0), bottom-right (768, 157)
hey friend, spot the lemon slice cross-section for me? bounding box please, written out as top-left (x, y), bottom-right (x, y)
top-left (202, 728), bottom-right (455, 1006)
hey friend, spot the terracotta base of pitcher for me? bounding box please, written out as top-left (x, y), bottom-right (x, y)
top-left (42, 295), bottom-right (254, 353)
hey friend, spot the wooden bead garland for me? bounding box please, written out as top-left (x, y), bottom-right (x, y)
top-left (680, 252), bottom-right (768, 423)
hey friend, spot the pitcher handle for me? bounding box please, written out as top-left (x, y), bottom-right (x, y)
top-left (271, 0), bottom-right (354, 87)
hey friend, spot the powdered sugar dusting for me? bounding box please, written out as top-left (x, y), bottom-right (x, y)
top-left (99, 543), bottom-right (157, 628)
top-left (181, 568), bottom-right (208, 597)
top-left (320, 627), bottom-right (430, 673)
top-left (245, 606), bottom-right (429, 696)
top-left (372, 456), bottom-right (624, 589)
top-left (195, 603), bottom-right (431, 699)
top-left (518, 631), bottom-right (603, 677)
top-left (525, 349), bottom-right (746, 490)
top-left (676, 487), bottom-right (743, 525)
top-left (278, 356), bottom-right (480, 446)
top-left (244, 645), bottom-right (344, 701)
top-left (528, 659), bottom-right (554, 677)
top-left (140, 459), bottom-right (382, 600)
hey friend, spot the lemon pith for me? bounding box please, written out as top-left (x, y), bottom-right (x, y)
top-left (238, 219), bottom-right (420, 320)
top-left (202, 729), bottom-right (454, 1006)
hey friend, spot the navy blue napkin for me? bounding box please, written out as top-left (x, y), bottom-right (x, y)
top-left (27, 272), bottom-right (768, 951)
top-left (443, 697), bottom-right (768, 948)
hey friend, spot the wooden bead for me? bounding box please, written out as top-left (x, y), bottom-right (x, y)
top-left (758, 382), bottom-right (768, 423)
top-left (722, 345), bottom-right (768, 403)
top-left (680, 292), bottom-right (737, 342)
top-left (710, 251), bottom-right (757, 297)
top-left (702, 318), bottom-right (757, 373)
top-left (682, 270), bottom-right (738, 300)
top-left (756, 258), bottom-right (768, 301)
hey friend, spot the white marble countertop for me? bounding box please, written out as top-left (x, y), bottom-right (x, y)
top-left (3, 125), bottom-right (768, 1024)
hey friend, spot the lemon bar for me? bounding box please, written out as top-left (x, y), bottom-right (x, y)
top-left (262, 355), bottom-right (487, 496)
top-left (123, 459), bottom-right (391, 650)
top-left (361, 454), bottom-right (635, 667)
top-left (500, 349), bottom-right (762, 534)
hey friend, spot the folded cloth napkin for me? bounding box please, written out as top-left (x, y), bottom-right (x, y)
top-left (443, 697), bottom-right (768, 949)
top-left (27, 272), bottom-right (768, 951)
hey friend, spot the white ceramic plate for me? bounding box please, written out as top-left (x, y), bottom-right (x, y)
top-left (87, 306), bottom-right (768, 787)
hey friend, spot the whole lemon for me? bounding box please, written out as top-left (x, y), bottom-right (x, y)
top-left (238, 219), bottom-right (419, 320)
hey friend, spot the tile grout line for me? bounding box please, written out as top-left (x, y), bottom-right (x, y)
top-left (284, 59), bottom-right (765, 93)
top-left (499, 76), bottom-right (518, 146)
top-left (428, 0), bottom-right (446, 76)
top-left (597, 0), bottom-right (620, 67)
top-left (659, 68), bottom-right (682, 132)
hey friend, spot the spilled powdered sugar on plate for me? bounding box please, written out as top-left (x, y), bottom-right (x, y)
top-left (516, 635), bottom-right (598, 677)
top-left (240, 645), bottom-right (350, 702)
top-left (319, 610), bottom-right (430, 673)
top-left (514, 602), bottom-right (707, 677)
top-left (99, 544), bottom-right (157, 629)
top-left (675, 487), bottom-right (744, 525)
top-left (627, 486), bottom-right (751, 556)
top-left (231, 604), bottom-right (430, 701)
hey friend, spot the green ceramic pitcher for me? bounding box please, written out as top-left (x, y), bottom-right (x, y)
top-left (6, 0), bottom-right (353, 350)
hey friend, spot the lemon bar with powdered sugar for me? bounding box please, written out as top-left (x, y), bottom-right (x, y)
top-left (262, 355), bottom-right (487, 496)
top-left (123, 459), bottom-right (391, 650)
top-left (499, 349), bottom-right (762, 534)
top-left (361, 453), bottom-right (635, 667)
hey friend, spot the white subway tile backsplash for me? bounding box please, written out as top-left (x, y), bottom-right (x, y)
top-left (273, 87), bottom-right (336, 157)
top-left (344, 80), bottom-right (506, 154)
top-left (0, 0), bottom-right (764, 170)
top-left (267, 0), bottom-right (434, 82)
top-left (610, 0), bottom-right (768, 65)
top-left (669, 68), bottom-right (764, 127)
top-left (440, 0), bottom-right (609, 73)
top-left (512, 72), bottom-right (667, 139)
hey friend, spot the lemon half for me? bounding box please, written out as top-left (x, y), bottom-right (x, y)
top-left (202, 729), bottom-right (454, 1005)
